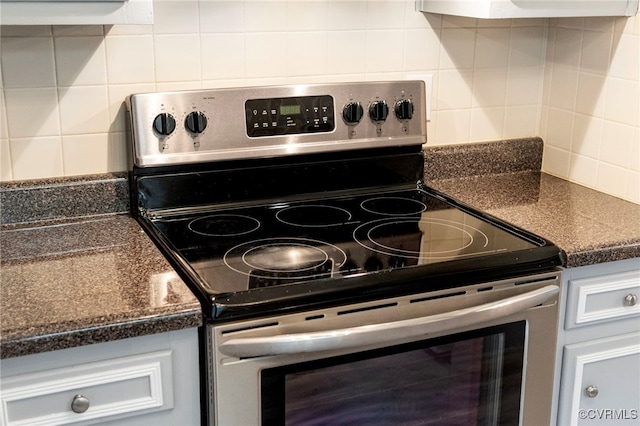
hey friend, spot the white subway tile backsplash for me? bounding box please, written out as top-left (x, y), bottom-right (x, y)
top-left (1, 139), bottom-right (12, 180)
top-left (600, 120), bottom-right (636, 168)
top-left (327, 1), bottom-right (368, 31)
top-left (54, 36), bottom-right (107, 86)
top-left (572, 114), bottom-right (603, 159)
top-left (604, 77), bottom-right (640, 126)
top-left (575, 72), bottom-right (606, 117)
top-left (596, 161), bottom-right (628, 199)
top-left (201, 34), bottom-right (246, 80)
top-left (199, 0), bottom-right (244, 33)
top-left (609, 33), bottom-right (640, 81)
top-left (552, 27), bottom-right (582, 68)
top-left (627, 171), bottom-right (640, 203)
top-left (365, 30), bottom-right (404, 73)
top-left (287, 0), bottom-right (327, 32)
top-left (509, 26), bottom-right (546, 68)
top-left (433, 109), bottom-right (470, 145)
top-left (503, 105), bottom-right (539, 137)
top-left (437, 69), bottom-right (473, 110)
top-left (244, 33), bottom-right (287, 78)
top-left (474, 28), bottom-right (510, 69)
top-left (62, 133), bottom-right (119, 175)
top-left (244, 1), bottom-right (287, 33)
top-left (287, 32), bottom-right (327, 76)
top-left (579, 29), bottom-right (612, 74)
top-left (152, 0), bottom-right (200, 35)
top-left (569, 153), bottom-right (598, 187)
top-left (548, 66), bottom-right (578, 111)
top-left (366, 0), bottom-right (407, 30)
top-left (58, 86), bottom-right (110, 134)
top-left (506, 67), bottom-right (543, 106)
top-left (4, 88), bottom-right (60, 138)
top-left (546, 107), bottom-right (574, 151)
top-left (105, 35), bottom-right (155, 84)
top-left (403, 28), bottom-right (441, 71)
top-left (470, 107), bottom-right (505, 141)
top-left (472, 68), bottom-right (507, 107)
top-left (154, 34), bottom-right (201, 82)
top-left (439, 28), bottom-right (477, 69)
top-left (10, 136), bottom-right (63, 180)
top-left (0, 0), bottom-right (636, 204)
top-left (1, 37), bottom-right (56, 88)
top-left (327, 31), bottom-right (367, 75)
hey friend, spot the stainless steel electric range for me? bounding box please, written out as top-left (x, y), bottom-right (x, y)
top-left (127, 81), bottom-right (563, 426)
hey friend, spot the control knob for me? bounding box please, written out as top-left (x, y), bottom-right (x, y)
top-left (152, 113), bottom-right (176, 136)
top-left (369, 100), bottom-right (389, 122)
top-left (185, 111), bottom-right (208, 134)
top-left (342, 102), bottom-right (364, 125)
top-left (394, 99), bottom-right (414, 120)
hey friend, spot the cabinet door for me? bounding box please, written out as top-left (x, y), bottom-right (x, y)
top-left (558, 332), bottom-right (640, 425)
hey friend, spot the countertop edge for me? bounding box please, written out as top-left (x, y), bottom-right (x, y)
top-left (1, 309), bottom-right (203, 359)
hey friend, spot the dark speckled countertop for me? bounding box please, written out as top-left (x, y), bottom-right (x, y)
top-left (1, 139), bottom-right (639, 359)
top-left (424, 138), bottom-right (640, 268)
top-left (1, 173), bottom-right (202, 359)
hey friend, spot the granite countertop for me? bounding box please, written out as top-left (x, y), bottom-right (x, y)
top-left (1, 139), bottom-right (639, 359)
top-left (424, 139), bottom-right (640, 268)
top-left (0, 174), bottom-right (202, 359)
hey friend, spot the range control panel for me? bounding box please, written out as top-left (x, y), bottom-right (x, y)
top-left (127, 81), bottom-right (426, 168)
top-left (246, 95), bottom-right (335, 137)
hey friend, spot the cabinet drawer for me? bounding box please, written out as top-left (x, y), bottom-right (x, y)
top-left (1, 350), bottom-right (173, 426)
top-left (566, 270), bottom-right (640, 329)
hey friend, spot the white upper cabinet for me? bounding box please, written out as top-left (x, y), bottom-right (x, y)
top-left (416, 0), bottom-right (639, 19)
top-left (0, 0), bottom-right (153, 25)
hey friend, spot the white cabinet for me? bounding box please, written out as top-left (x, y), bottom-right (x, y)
top-left (554, 259), bottom-right (640, 426)
top-left (416, 0), bottom-right (639, 19)
top-left (560, 333), bottom-right (640, 426)
top-left (0, 0), bottom-right (153, 25)
top-left (0, 328), bottom-right (200, 426)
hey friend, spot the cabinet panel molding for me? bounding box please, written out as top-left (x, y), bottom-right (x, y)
top-left (566, 270), bottom-right (640, 329)
top-left (1, 350), bottom-right (173, 426)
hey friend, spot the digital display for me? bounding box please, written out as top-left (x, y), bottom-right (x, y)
top-left (280, 105), bottom-right (301, 115)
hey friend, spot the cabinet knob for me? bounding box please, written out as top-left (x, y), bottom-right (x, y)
top-left (585, 385), bottom-right (599, 398)
top-left (71, 394), bottom-right (90, 413)
top-left (624, 293), bottom-right (637, 306)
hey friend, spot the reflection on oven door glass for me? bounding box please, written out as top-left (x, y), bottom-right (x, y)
top-left (263, 324), bottom-right (525, 426)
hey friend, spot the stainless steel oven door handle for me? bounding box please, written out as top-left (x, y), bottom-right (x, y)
top-left (219, 285), bottom-right (559, 358)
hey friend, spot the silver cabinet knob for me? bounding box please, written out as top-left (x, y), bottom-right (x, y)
top-left (71, 394), bottom-right (90, 413)
top-left (585, 385), bottom-right (599, 398)
top-left (624, 293), bottom-right (637, 306)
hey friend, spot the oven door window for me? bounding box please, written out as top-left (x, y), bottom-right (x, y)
top-left (261, 322), bottom-right (525, 426)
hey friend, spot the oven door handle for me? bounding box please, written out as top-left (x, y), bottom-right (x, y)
top-left (219, 284), bottom-right (559, 358)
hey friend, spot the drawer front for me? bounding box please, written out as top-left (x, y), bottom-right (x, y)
top-left (1, 350), bottom-right (173, 426)
top-left (566, 270), bottom-right (640, 329)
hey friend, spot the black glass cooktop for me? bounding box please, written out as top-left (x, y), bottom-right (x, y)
top-left (146, 186), bottom-right (560, 319)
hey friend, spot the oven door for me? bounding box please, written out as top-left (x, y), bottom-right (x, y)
top-left (209, 271), bottom-right (560, 426)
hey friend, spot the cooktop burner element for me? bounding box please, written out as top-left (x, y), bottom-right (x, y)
top-left (188, 215), bottom-right (261, 237)
top-left (127, 81), bottom-right (561, 320)
top-left (275, 205), bottom-right (353, 227)
top-left (360, 197), bottom-right (427, 216)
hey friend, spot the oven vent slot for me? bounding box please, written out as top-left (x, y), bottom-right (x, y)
top-left (337, 302), bottom-right (397, 316)
top-left (409, 290), bottom-right (466, 304)
top-left (221, 321), bottom-right (279, 335)
top-left (305, 314), bottom-right (325, 321)
top-left (477, 286), bottom-right (493, 292)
